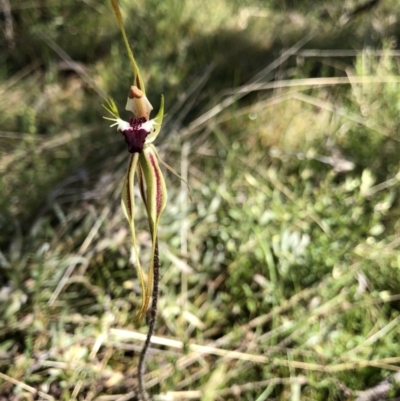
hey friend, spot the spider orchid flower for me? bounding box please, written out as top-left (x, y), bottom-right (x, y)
top-left (104, 82), bottom-right (167, 321)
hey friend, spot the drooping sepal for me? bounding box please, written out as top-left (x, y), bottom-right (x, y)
top-left (137, 144), bottom-right (168, 319)
top-left (139, 144), bottom-right (168, 229)
top-left (121, 154), bottom-right (148, 320)
top-left (145, 95), bottom-right (164, 144)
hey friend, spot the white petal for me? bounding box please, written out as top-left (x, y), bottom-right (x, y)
top-left (141, 119), bottom-right (155, 133)
top-left (113, 119), bottom-right (130, 132)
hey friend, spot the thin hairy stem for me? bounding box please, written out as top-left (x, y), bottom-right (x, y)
top-left (138, 240), bottom-right (159, 401)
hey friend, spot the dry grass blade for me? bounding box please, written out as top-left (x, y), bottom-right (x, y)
top-left (0, 372), bottom-right (55, 401)
top-left (152, 378), bottom-right (308, 400)
top-left (0, 60), bottom-right (41, 95)
top-left (292, 92), bottom-right (396, 140)
top-left (109, 329), bottom-right (269, 363)
top-left (0, 125), bottom-right (99, 173)
top-left (234, 75), bottom-right (400, 95)
top-left (36, 32), bottom-right (108, 99)
top-left (48, 206), bottom-right (110, 305)
top-left (181, 31), bottom-right (315, 136)
top-left (295, 49), bottom-right (400, 57)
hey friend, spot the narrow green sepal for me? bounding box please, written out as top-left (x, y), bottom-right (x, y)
top-left (145, 95), bottom-right (164, 143)
top-left (121, 154), bottom-right (148, 321)
top-left (137, 144), bottom-right (168, 318)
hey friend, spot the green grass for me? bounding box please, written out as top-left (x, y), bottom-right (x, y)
top-left (2, 0), bottom-right (400, 400)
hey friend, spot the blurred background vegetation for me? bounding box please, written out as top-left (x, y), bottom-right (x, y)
top-left (2, 0), bottom-right (400, 400)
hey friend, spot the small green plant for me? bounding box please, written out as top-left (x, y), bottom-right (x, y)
top-left (104, 1), bottom-right (168, 399)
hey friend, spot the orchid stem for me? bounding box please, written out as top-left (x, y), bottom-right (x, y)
top-left (138, 239), bottom-right (159, 401)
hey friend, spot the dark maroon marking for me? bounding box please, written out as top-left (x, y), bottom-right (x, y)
top-left (149, 153), bottom-right (163, 215)
top-left (122, 129), bottom-right (148, 153)
top-left (126, 156), bottom-right (134, 218)
top-left (129, 117), bottom-right (147, 128)
top-left (121, 117), bottom-right (149, 154)
top-left (137, 165), bottom-right (147, 207)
